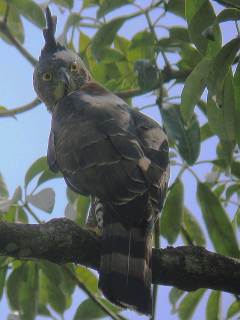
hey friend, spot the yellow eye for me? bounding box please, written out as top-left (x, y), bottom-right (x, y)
top-left (70, 62), bottom-right (78, 72)
top-left (42, 72), bottom-right (52, 81)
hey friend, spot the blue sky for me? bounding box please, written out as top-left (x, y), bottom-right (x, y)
top-left (0, 1), bottom-right (238, 319)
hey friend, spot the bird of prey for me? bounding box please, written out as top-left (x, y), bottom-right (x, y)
top-left (33, 7), bottom-right (169, 315)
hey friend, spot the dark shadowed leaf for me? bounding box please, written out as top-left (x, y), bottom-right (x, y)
top-left (166, 0), bottom-right (185, 17)
top-left (233, 62), bottom-right (240, 146)
top-left (227, 300), bottom-right (240, 319)
top-left (97, 0), bottom-right (132, 18)
top-left (161, 105), bottom-right (200, 165)
top-left (169, 27), bottom-right (190, 43)
top-left (207, 72), bottom-right (237, 142)
top-left (200, 123), bottom-right (213, 142)
top-left (6, 0), bottom-right (45, 28)
top-left (130, 31), bottom-right (155, 49)
top-left (134, 59), bottom-right (159, 91)
top-left (74, 298), bottom-right (121, 320)
top-left (197, 182), bottom-right (239, 257)
top-left (91, 17), bottom-right (127, 59)
top-left (207, 38), bottom-right (240, 105)
top-left (206, 291), bottom-right (221, 320)
top-left (7, 264), bottom-right (27, 310)
top-left (27, 188), bottom-right (55, 213)
top-left (185, 0), bottom-right (221, 57)
top-left (161, 180), bottom-right (184, 244)
top-left (25, 157), bottom-right (48, 187)
top-left (178, 289), bottom-right (206, 320)
top-left (181, 57), bottom-right (211, 122)
top-left (182, 207), bottom-right (206, 246)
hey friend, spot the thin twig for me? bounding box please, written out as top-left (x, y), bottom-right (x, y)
top-left (0, 21), bottom-right (37, 66)
top-left (0, 98), bottom-right (41, 117)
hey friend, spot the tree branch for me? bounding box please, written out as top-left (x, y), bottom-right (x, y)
top-left (0, 21), bottom-right (37, 66)
top-left (0, 98), bottom-right (41, 117)
top-left (0, 218), bottom-right (239, 295)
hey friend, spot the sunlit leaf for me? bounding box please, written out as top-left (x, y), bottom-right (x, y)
top-left (206, 291), bottom-right (221, 320)
top-left (227, 300), bottom-right (240, 319)
top-left (75, 266), bottom-right (98, 293)
top-left (0, 172), bottom-right (8, 198)
top-left (169, 288), bottom-right (185, 313)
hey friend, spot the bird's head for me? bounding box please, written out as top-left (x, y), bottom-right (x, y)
top-left (33, 7), bottom-right (91, 112)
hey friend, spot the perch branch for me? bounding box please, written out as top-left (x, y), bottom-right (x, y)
top-left (0, 218), bottom-right (239, 295)
top-left (0, 98), bottom-right (41, 117)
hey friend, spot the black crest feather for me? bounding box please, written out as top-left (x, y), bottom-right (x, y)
top-left (40, 6), bottom-right (65, 59)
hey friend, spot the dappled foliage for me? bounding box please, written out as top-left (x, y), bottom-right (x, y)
top-left (1, 0), bottom-right (240, 319)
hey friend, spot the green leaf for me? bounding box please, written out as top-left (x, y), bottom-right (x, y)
top-left (27, 188), bottom-right (55, 213)
top-left (53, 0), bottom-right (73, 8)
top-left (37, 169), bottom-right (62, 187)
top-left (39, 262), bottom-right (67, 314)
top-left (185, 0), bottom-right (221, 57)
top-left (178, 289), bottom-right (206, 320)
top-left (79, 31), bottom-right (91, 55)
top-left (161, 180), bottom-right (184, 244)
top-left (197, 182), bottom-right (239, 257)
top-left (0, 172), bottom-right (8, 198)
top-left (91, 17), bottom-right (127, 59)
top-left (130, 31), bottom-right (155, 49)
top-left (220, 0), bottom-right (240, 8)
top-left (82, 0), bottom-right (99, 8)
top-left (0, 4), bottom-right (24, 44)
top-left (206, 291), bottom-right (221, 320)
top-left (76, 195), bottom-right (90, 225)
top-left (182, 207), bottom-right (206, 246)
top-left (97, 0), bottom-right (132, 19)
top-left (233, 62), bottom-right (240, 146)
top-left (169, 27), bottom-right (190, 43)
top-left (181, 57), bottom-right (212, 122)
top-left (0, 266), bottom-right (7, 300)
top-left (166, 0), bottom-right (185, 17)
top-left (227, 300), bottom-right (240, 319)
top-left (216, 8), bottom-right (240, 23)
top-left (169, 288), bottom-right (185, 313)
top-left (7, 264), bottom-right (26, 310)
top-left (97, 48), bottom-right (125, 63)
top-left (25, 157), bottom-right (48, 187)
top-left (207, 38), bottom-right (240, 105)
top-left (207, 72), bottom-right (237, 142)
top-left (6, 0), bottom-right (45, 28)
top-left (200, 123), bottom-right (213, 142)
top-left (75, 266), bottom-right (98, 293)
top-left (161, 105), bottom-right (200, 165)
top-left (74, 298), bottom-right (120, 320)
top-left (19, 262), bottom-right (39, 320)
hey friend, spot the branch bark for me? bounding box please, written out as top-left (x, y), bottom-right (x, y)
top-left (0, 218), bottom-right (239, 295)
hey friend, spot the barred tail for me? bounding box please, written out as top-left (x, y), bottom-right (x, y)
top-left (99, 207), bottom-right (152, 315)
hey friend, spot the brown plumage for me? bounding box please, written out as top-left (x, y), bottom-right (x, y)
top-left (33, 8), bottom-right (170, 315)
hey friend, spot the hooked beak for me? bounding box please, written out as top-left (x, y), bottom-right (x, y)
top-left (58, 67), bottom-right (70, 90)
